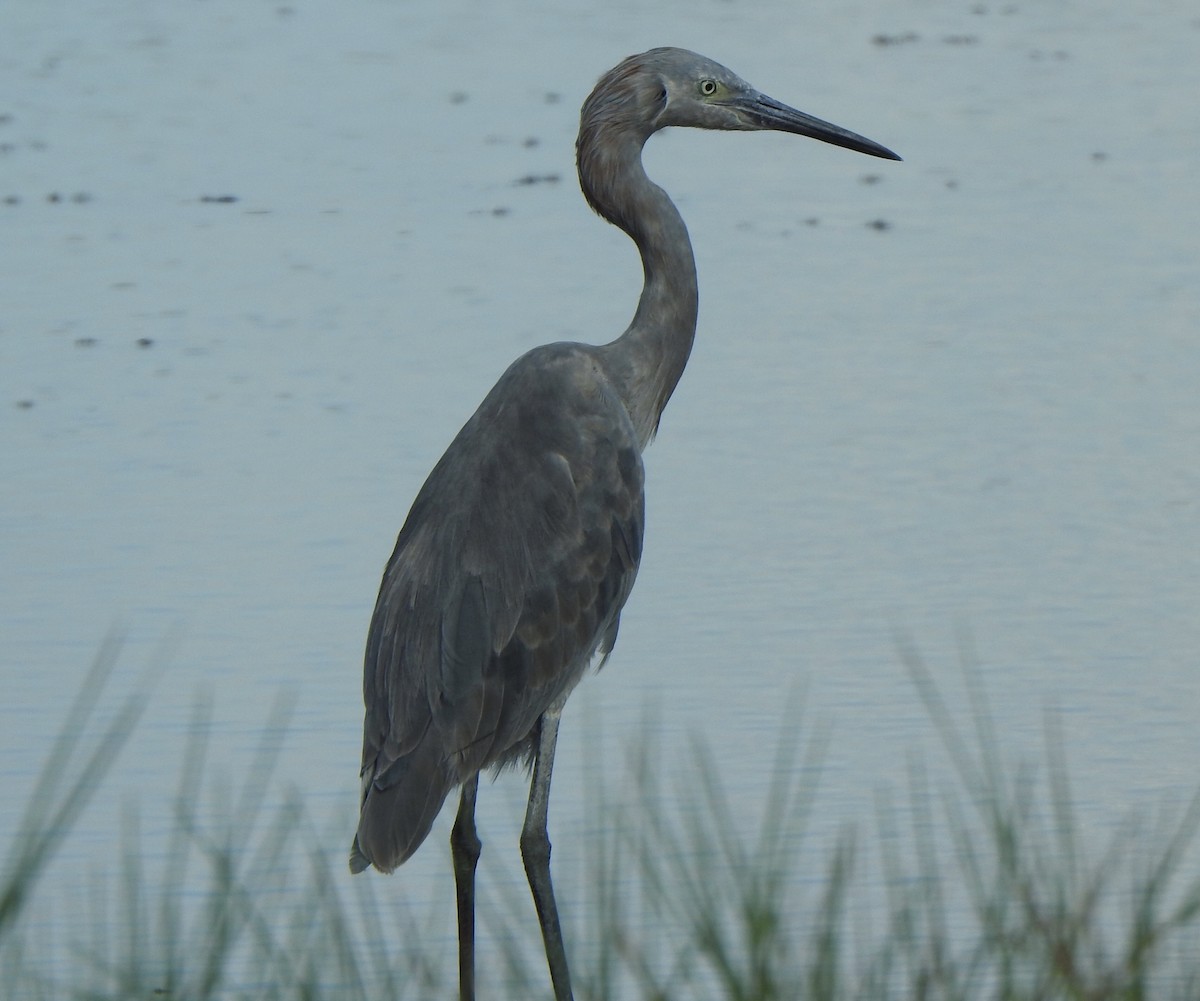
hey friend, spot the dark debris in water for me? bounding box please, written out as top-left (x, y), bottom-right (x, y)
top-left (866, 219), bottom-right (893, 232)
top-left (872, 32), bottom-right (920, 46)
top-left (872, 31), bottom-right (982, 46)
top-left (1030, 48), bottom-right (1070, 61)
top-left (199, 194), bottom-right (238, 204)
top-left (514, 173), bottom-right (560, 187)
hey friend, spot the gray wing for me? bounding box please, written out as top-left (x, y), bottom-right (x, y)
top-left (351, 344), bottom-right (644, 873)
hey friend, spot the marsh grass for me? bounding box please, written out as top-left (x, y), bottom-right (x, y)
top-left (4, 643), bottom-right (1200, 999)
top-left (0, 635), bottom-right (152, 945)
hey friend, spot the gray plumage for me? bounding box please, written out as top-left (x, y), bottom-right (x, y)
top-left (351, 47), bottom-right (898, 1001)
top-left (352, 345), bottom-right (644, 871)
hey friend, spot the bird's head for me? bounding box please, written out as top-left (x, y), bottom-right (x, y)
top-left (584, 47), bottom-right (900, 161)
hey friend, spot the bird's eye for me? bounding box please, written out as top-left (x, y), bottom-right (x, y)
top-left (698, 79), bottom-right (718, 97)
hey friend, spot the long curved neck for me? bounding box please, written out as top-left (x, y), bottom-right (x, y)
top-left (578, 128), bottom-right (698, 449)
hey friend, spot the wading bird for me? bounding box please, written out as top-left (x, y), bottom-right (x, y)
top-left (351, 47), bottom-right (899, 1001)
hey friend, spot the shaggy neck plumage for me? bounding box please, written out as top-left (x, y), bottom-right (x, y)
top-left (577, 115), bottom-right (699, 449)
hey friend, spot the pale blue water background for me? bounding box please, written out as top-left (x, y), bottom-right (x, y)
top-left (2, 0), bottom-right (1198, 988)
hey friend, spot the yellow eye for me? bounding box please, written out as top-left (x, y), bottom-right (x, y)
top-left (698, 79), bottom-right (718, 97)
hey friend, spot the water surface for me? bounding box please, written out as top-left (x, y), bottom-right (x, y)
top-left (2, 0), bottom-right (1198, 983)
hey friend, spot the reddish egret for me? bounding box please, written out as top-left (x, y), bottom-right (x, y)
top-left (351, 46), bottom-right (899, 1001)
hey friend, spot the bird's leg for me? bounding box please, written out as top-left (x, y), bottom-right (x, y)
top-left (451, 773), bottom-right (481, 1001)
top-left (521, 701), bottom-right (573, 1001)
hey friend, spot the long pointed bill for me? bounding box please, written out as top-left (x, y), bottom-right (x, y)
top-left (743, 93), bottom-right (901, 161)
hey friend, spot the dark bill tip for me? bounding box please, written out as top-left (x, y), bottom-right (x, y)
top-left (748, 93), bottom-right (901, 161)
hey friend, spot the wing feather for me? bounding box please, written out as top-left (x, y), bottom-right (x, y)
top-left (352, 344), bottom-right (644, 873)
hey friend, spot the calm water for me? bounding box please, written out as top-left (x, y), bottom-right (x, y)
top-left (3, 0), bottom-right (1198, 984)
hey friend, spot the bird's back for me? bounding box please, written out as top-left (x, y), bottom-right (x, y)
top-left (352, 342), bottom-right (645, 873)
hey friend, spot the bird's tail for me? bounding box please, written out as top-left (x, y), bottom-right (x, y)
top-left (348, 739), bottom-right (453, 874)
top-left (348, 834), bottom-right (373, 874)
